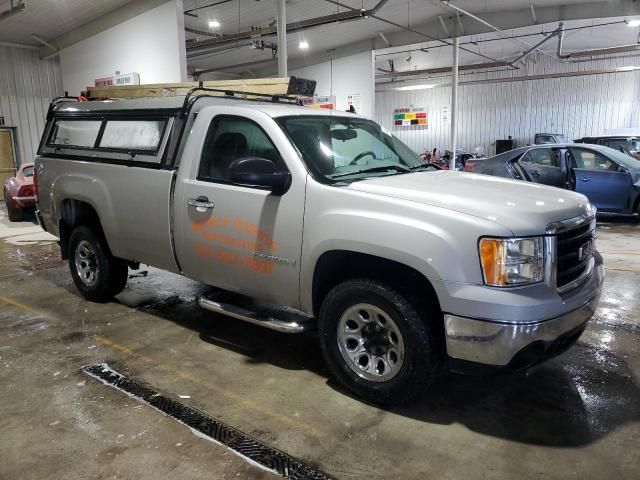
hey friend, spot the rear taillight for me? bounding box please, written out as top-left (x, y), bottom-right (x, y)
top-left (18, 185), bottom-right (34, 197)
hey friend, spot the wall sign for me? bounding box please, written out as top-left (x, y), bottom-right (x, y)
top-left (393, 107), bottom-right (427, 127)
top-left (441, 105), bottom-right (451, 123)
top-left (94, 72), bottom-right (140, 87)
top-left (346, 93), bottom-right (361, 113)
top-left (301, 95), bottom-right (336, 109)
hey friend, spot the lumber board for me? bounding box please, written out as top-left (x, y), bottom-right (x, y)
top-left (86, 76), bottom-right (316, 99)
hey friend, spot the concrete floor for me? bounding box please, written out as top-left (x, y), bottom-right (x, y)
top-left (0, 206), bottom-right (638, 480)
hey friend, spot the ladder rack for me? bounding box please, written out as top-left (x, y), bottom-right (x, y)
top-left (85, 76), bottom-right (316, 99)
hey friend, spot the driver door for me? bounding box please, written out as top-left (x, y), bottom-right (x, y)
top-left (173, 107), bottom-right (306, 307)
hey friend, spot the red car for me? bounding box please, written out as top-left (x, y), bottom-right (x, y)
top-left (3, 163), bottom-right (35, 222)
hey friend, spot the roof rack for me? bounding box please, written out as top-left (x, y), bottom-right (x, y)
top-left (84, 76), bottom-right (316, 100)
top-left (180, 86), bottom-right (302, 115)
top-left (46, 91), bottom-right (86, 117)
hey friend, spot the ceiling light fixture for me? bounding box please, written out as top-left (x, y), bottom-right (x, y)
top-left (626, 19), bottom-right (640, 27)
top-left (208, 19), bottom-right (220, 28)
top-left (396, 84), bottom-right (437, 91)
top-left (299, 40), bottom-right (309, 49)
top-left (617, 65), bottom-right (640, 72)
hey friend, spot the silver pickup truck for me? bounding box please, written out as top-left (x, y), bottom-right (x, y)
top-left (34, 90), bottom-right (604, 405)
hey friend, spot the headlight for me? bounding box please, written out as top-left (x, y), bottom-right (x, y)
top-left (479, 237), bottom-right (544, 286)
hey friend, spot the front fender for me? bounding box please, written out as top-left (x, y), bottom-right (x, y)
top-left (300, 182), bottom-right (512, 313)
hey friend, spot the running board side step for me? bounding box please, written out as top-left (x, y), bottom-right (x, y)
top-left (198, 295), bottom-right (314, 334)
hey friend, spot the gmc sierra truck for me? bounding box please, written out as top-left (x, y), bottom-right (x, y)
top-left (34, 89), bottom-right (604, 405)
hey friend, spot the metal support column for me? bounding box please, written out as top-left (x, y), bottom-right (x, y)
top-left (450, 36), bottom-right (459, 170)
top-left (277, 0), bottom-right (287, 77)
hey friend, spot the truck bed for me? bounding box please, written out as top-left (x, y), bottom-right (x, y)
top-left (37, 157), bottom-right (179, 273)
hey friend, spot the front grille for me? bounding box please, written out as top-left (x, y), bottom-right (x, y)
top-left (556, 219), bottom-right (596, 290)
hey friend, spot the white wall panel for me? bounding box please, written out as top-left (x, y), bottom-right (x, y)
top-left (0, 46), bottom-right (63, 165)
top-left (290, 51), bottom-right (375, 119)
top-left (376, 54), bottom-right (640, 156)
top-left (59, 1), bottom-right (187, 95)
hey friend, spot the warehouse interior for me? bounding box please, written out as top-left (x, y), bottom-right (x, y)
top-left (0, 1), bottom-right (639, 479)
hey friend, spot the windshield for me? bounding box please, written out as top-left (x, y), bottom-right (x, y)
top-left (601, 145), bottom-right (640, 169)
top-left (22, 166), bottom-right (34, 177)
top-left (277, 115), bottom-right (425, 182)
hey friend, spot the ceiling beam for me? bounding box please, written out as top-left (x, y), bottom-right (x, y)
top-left (378, 1), bottom-right (640, 50)
top-left (196, 0), bottom-right (640, 75)
top-left (0, 1), bottom-right (26, 24)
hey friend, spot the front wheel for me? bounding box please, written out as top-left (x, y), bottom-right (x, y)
top-left (68, 226), bottom-right (128, 302)
top-left (318, 279), bottom-right (442, 405)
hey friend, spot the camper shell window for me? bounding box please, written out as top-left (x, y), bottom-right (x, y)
top-left (49, 120), bottom-right (101, 148)
top-left (41, 114), bottom-right (173, 166)
top-left (99, 120), bottom-right (166, 152)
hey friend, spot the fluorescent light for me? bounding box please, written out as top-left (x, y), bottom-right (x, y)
top-left (627, 19), bottom-right (640, 27)
top-left (299, 40), bottom-right (309, 50)
top-left (396, 84), bottom-right (436, 91)
top-left (208, 19), bottom-right (220, 28)
top-left (617, 65), bottom-right (640, 72)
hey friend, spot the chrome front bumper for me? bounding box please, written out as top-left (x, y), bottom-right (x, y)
top-left (444, 289), bottom-right (601, 367)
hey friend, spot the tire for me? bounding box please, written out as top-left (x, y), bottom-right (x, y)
top-left (68, 226), bottom-right (128, 302)
top-left (318, 279), bottom-right (442, 406)
top-left (4, 190), bottom-right (23, 222)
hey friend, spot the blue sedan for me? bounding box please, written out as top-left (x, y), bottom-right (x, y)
top-left (466, 144), bottom-right (640, 215)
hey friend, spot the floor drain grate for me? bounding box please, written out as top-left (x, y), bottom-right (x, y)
top-left (83, 363), bottom-right (334, 480)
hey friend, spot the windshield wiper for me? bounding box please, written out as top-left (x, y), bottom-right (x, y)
top-left (330, 165), bottom-right (410, 179)
top-left (409, 164), bottom-right (440, 171)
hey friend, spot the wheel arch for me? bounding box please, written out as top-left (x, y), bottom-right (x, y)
top-left (58, 198), bottom-right (106, 260)
top-left (311, 250), bottom-right (442, 321)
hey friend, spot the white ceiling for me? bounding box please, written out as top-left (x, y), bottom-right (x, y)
top-left (183, 0), bottom-right (627, 73)
top-left (0, 0), bottom-right (133, 46)
top-left (375, 16), bottom-right (640, 75)
top-left (1, 0), bottom-right (638, 77)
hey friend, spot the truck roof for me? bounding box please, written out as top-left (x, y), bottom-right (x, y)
top-left (52, 96), bottom-right (359, 120)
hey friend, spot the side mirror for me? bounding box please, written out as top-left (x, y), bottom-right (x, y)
top-left (228, 157), bottom-right (292, 196)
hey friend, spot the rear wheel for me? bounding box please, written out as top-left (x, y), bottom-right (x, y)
top-left (68, 226), bottom-right (128, 302)
top-left (4, 190), bottom-right (23, 222)
top-left (318, 279), bottom-right (442, 405)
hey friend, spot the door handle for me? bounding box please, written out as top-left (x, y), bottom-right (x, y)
top-left (188, 196), bottom-right (215, 211)
top-left (579, 177), bottom-right (591, 182)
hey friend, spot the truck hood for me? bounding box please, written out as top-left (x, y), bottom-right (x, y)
top-left (346, 171), bottom-right (592, 236)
